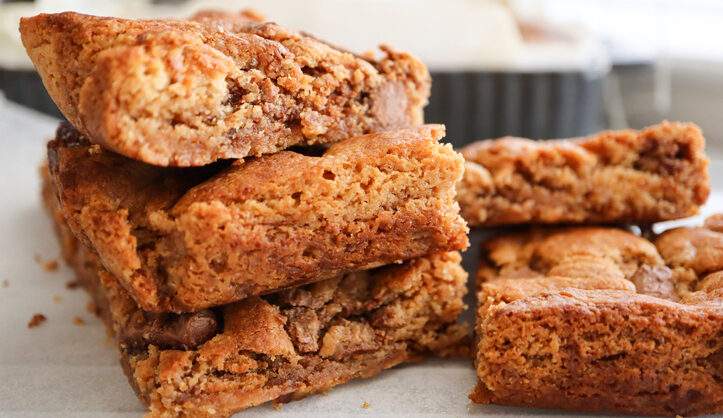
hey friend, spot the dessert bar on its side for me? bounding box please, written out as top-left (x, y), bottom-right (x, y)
top-left (43, 170), bottom-right (469, 417)
top-left (472, 222), bottom-right (723, 416)
top-left (458, 121), bottom-right (710, 226)
top-left (48, 123), bottom-right (468, 312)
top-left (21, 10), bottom-right (430, 166)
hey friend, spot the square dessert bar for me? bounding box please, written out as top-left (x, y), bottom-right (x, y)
top-left (458, 121), bottom-right (710, 226)
top-left (472, 221), bottom-right (723, 416)
top-left (43, 182), bottom-right (469, 417)
top-left (47, 123), bottom-right (468, 312)
top-left (20, 10), bottom-right (430, 166)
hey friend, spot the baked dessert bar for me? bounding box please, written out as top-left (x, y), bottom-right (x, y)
top-left (458, 121), bottom-right (710, 226)
top-left (43, 178), bottom-right (469, 417)
top-left (20, 10), bottom-right (430, 166)
top-left (472, 221), bottom-right (722, 416)
top-left (47, 123), bottom-right (468, 312)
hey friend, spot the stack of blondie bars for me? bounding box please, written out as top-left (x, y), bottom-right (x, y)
top-left (23, 10), bottom-right (470, 416)
top-left (458, 123), bottom-right (722, 416)
top-left (20, 7), bottom-right (723, 418)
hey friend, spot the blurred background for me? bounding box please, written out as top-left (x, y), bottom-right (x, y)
top-left (1, 0), bottom-right (722, 156)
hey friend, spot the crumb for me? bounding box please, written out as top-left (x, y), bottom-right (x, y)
top-left (34, 254), bottom-right (59, 272)
top-left (361, 401), bottom-right (370, 409)
top-left (66, 280), bottom-right (80, 289)
top-left (1, 279), bottom-right (8, 288)
top-left (73, 316), bottom-right (86, 326)
top-left (44, 260), bottom-right (59, 271)
top-left (272, 402), bottom-right (283, 411)
top-left (28, 313), bottom-right (47, 328)
top-left (52, 294), bottom-right (62, 303)
top-left (86, 301), bottom-right (100, 316)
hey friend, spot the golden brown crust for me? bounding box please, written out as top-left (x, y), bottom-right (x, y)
top-left (47, 123), bottom-right (468, 312)
top-left (43, 182), bottom-right (468, 417)
top-left (20, 11), bottom-right (430, 166)
top-left (472, 221), bottom-right (723, 416)
top-left (458, 122), bottom-right (710, 226)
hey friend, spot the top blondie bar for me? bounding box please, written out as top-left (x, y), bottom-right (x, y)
top-left (20, 10), bottom-right (430, 166)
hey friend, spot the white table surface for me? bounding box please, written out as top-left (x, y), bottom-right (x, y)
top-left (0, 96), bottom-right (720, 417)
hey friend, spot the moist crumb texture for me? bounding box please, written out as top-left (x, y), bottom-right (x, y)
top-left (472, 220), bottom-right (723, 416)
top-left (20, 10), bottom-right (431, 166)
top-left (458, 121), bottom-right (710, 226)
top-left (46, 123), bottom-right (468, 312)
top-left (43, 183), bottom-right (469, 417)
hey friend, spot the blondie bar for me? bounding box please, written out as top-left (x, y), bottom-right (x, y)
top-left (472, 221), bottom-right (722, 416)
top-left (43, 180), bottom-right (468, 417)
top-left (21, 10), bottom-right (430, 166)
top-left (458, 122), bottom-right (710, 226)
top-left (47, 123), bottom-right (468, 312)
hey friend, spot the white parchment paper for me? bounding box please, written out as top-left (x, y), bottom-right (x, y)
top-left (0, 96), bottom-right (720, 417)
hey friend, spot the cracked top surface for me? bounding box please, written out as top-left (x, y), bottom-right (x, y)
top-left (20, 10), bottom-right (430, 166)
top-left (458, 121), bottom-right (710, 226)
top-left (47, 123), bottom-right (468, 312)
top-left (477, 219), bottom-right (723, 304)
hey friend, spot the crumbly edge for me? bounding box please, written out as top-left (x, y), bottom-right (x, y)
top-left (458, 121), bottom-right (710, 226)
top-left (473, 290), bottom-right (723, 416)
top-left (49, 125), bottom-right (469, 312)
top-left (20, 12), bottom-right (430, 166)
